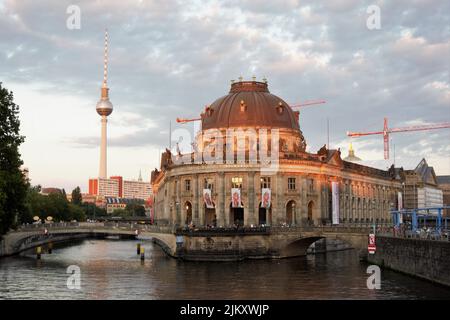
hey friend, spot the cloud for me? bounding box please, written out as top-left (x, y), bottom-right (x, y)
top-left (0, 0), bottom-right (449, 190)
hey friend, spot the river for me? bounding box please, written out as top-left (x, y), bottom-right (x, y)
top-left (1, 239), bottom-right (449, 299)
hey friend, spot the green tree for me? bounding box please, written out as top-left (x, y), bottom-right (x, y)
top-left (0, 83), bottom-right (29, 235)
top-left (71, 186), bottom-right (82, 205)
top-left (68, 203), bottom-right (85, 221)
top-left (125, 203), bottom-right (146, 217)
top-left (47, 191), bottom-right (70, 221)
top-left (112, 208), bottom-right (132, 218)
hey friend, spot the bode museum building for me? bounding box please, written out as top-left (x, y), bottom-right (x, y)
top-left (151, 79), bottom-right (402, 228)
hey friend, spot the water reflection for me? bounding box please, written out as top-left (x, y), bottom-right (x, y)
top-left (0, 239), bottom-right (449, 300)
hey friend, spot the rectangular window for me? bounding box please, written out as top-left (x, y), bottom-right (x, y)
top-left (260, 177), bottom-right (271, 189)
top-left (288, 177), bottom-right (296, 191)
top-left (232, 177), bottom-right (243, 189)
top-left (185, 179), bottom-right (191, 192)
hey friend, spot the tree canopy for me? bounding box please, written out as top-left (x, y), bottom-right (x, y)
top-left (0, 82), bottom-right (29, 235)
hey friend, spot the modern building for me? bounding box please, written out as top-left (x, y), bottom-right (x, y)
top-left (110, 176), bottom-right (123, 197)
top-left (437, 175), bottom-right (450, 216)
top-left (399, 158), bottom-right (443, 212)
top-left (151, 79), bottom-right (403, 227)
top-left (88, 177), bottom-right (120, 197)
top-left (89, 175), bottom-right (152, 200)
top-left (123, 172), bottom-right (152, 199)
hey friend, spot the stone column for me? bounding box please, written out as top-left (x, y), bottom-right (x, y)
top-left (176, 178), bottom-right (181, 225)
top-left (300, 178), bottom-right (307, 226)
top-left (246, 171), bottom-right (256, 226)
top-left (275, 174), bottom-right (284, 225)
top-left (217, 172), bottom-right (226, 226)
top-left (193, 174), bottom-right (200, 225)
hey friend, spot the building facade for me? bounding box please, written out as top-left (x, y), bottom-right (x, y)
top-left (437, 175), bottom-right (450, 216)
top-left (123, 180), bottom-right (153, 200)
top-left (399, 159), bottom-right (443, 211)
top-left (89, 176), bottom-right (152, 200)
top-left (151, 80), bottom-right (403, 227)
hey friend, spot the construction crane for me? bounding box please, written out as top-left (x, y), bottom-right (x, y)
top-left (347, 117), bottom-right (450, 160)
top-left (290, 99), bottom-right (326, 109)
top-left (176, 100), bottom-right (326, 124)
top-left (176, 116), bottom-right (202, 124)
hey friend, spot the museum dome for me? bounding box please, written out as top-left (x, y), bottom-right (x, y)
top-left (201, 80), bottom-right (300, 131)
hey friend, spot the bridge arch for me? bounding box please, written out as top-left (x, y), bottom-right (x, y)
top-left (2, 226), bottom-right (178, 258)
top-left (279, 236), bottom-right (324, 258)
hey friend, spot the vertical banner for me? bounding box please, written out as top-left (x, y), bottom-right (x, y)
top-left (397, 192), bottom-right (403, 224)
top-left (203, 189), bottom-right (214, 208)
top-left (231, 188), bottom-right (241, 208)
top-left (397, 192), bottom-right (403, 210)
top-left (332, 181), bottom-right (340, 225)
top-left (261, 188), bottom-right (271, 208)
top-left (368, 233), bottom-right (376, 254)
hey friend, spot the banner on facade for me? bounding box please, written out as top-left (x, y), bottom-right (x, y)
top-left (397, 192), bottom-right (403, 210)
top-left (397, 192), bottom-right (403, 224)
top-left (332, 181), bottom-right (340, 225)
top-left (261, 188), bottom-right (271, 208)
top-left (368, 233), bottom-right (376, 254)
top-left (231, 188), bottom-right (241, 208)
top-left (203, 189), bottom-right (215, 209)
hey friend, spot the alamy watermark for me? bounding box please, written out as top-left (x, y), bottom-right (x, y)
top-left (366, 265), bottom-right (381, 289)
top-left (366, 5), bottom-right (381, 30)
top-left (66, 5), bottom-right (81, 30)
top-left (66, 265), bottom-right (81, 290)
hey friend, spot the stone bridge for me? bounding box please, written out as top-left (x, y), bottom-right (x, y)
top-left (0, 223), bottom-right (373, 261)
top-left (176, 225), bottom-right (373, 261)
top-left (0, 223), bottom-right (178, 258)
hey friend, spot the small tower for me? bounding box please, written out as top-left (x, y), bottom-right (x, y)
top-left (343, 143), bottom-right (362, 162)
top-left (96, 29), bottom-right (113, 179)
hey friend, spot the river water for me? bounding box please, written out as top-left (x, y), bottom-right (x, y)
top-left (0, 239), bottom-right (449, 300)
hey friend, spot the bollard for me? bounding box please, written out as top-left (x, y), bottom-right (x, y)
top-left (136, 243), bottom-right (141, 255)
top-left (140, 246), bottom-right (145, 261)
top-left (36, 246), bottom-right (42, 259)
top-left (48, 242), bottom-right (53, 254)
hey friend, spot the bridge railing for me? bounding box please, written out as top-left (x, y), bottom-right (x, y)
top-left (176, 226), bottom-right (270, 236)
top-left (269, 225), bottom-right (373, 234)
top-left (17, 222), bottom-right (81, 231)
top-left (378, 227), bottom-right (450, 242)
top-left (15, 222), bottom-right (173, 234)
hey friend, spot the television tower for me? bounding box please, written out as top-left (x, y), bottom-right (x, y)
top-left (96, 29), bottom-right (113, 179)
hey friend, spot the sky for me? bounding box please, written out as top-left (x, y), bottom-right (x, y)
top-left (0, 0), bottom-right (449, 193)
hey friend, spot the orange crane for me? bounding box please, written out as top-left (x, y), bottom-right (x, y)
top-left (176, 100), bottom-right (326, 124)
top-left (347, 117), bottom-right (450, 160)
top-left (290, 99), bottom-right (326, 109)
top-left (176, 116), bottom-right (202, 124)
